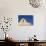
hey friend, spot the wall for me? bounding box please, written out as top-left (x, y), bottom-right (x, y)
top-left (0, 0), bottom-right (46, 40)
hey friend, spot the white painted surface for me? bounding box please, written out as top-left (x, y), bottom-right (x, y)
top-left (0, 0), bottom-right (46, 40)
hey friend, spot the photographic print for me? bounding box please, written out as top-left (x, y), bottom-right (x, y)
top-left (18, 15), bottom-right (33, 26)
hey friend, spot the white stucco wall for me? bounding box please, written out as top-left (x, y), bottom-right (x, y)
top-left (0, 0), bottom-right (46, 40)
